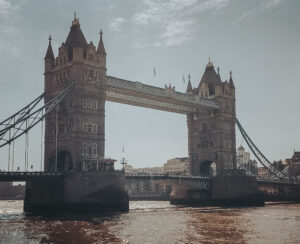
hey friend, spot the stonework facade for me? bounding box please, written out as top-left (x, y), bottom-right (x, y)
top-left (163, 157), bottom-right (189, 175)
top-left (186, 61), bottom-right (236, 176)
top-left (44, 17), bottom-right (107, 172)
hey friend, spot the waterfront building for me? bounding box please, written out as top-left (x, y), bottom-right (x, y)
top-left (0, 182), bottom-right (25, 200)
top-left (124, 164), bottom-right (163, 174)
top-left (236, 146), bottom-right (257, 176)
top-left (163, 157), bottom-right (189, 175)
top-left (257, 167), bottom-right (270, 179)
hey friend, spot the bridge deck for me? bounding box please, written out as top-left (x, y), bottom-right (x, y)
top-left (0, 171), bottom-right (298, 186)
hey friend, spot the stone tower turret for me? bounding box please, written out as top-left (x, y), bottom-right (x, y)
top-left (187, 59), bottom-right (236, 176)
top-left (44, 17), bottom-right (107, 172)
top-left (186, 74), bottom-right (193, 95)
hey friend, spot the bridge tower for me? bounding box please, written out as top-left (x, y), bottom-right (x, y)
top-left (44, 16), bottom-right (107, 172)
top-left (187, 60), bottom-right (236, 176)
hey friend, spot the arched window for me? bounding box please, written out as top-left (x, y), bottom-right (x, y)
top-left (208, 83), bottom-right (215, 96)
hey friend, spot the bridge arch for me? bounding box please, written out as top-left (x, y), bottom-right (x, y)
top-left (199, 160), bottom-right (216, 177)
top-left (48, 150), bottom-right (73, 172)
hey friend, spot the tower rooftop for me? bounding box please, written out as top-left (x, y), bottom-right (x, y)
top-left (65, 15), bottom-right (87, 49)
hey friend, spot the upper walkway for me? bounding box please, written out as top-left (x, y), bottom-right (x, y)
top-left (106, 76), bottom-right (219, 114)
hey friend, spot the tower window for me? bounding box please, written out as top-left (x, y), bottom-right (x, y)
top-left (83, 99), bottom-right (97, 110)
top-left (83, 123), bottom-right (97, 134)
top-left (83, 123), bottom-right (88, 133)
top-left (82, 99), bottom-right (87, 108)
top-left (92, 101), bottom-right (98, 110)
top-left (88, 145), bottom-right (92, 155)
top-left (89, 69), bottom-right (94, 78)
top-left (92, 143), bottom-right (97, 155)
top-left (83, 142), bottom-right (88, 155)
top-left (88, 100), bottom-right (92, 109)
top-left (92, 124), bottom-right (97, 134)
top-left (87, 124), bottom-right (92, 133)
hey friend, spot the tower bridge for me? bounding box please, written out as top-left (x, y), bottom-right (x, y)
top-left (0, 17), bottom-right (300, 212)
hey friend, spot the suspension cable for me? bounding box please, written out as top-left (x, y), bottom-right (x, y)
top-left (55, 105), bottom-right (59, 172)
top-left (12, 118), bottom-right (15, 171)
top-left (236, 118), bottom-right (289, 179)
top-left (40, 113), bottom-right (43, 171)
top-left (0, 81), bottom-right (74, 148)
top-left (12, 139), bottom-right (15, 171)
top-left (8, 130), bottom-right (11, 171)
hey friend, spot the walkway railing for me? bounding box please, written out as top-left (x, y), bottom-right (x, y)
top-left (125, 173), bottom-right (211, 180)
top-left (0, 171), bottom-right (64, 181)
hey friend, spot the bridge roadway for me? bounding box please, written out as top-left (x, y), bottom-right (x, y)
top-left (0, 171), bottom-right (299, 186)
top-left (105, 76), bottom-right (219, 114)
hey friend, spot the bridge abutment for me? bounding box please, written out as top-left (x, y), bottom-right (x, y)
top-left (170, 175), bottom-right (264, 206)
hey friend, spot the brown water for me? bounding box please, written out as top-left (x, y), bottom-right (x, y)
top-left (0, 201), bottom-right (299, 244)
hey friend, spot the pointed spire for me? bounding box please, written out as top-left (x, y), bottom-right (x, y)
top-left (186, 74), bottom-right (193, 94)
top-left (72, 12), bottom-right (79, 26)
top-left (206, 57), bottom-right (214, 68)
top-left (44, 35), bottom-right (55, 60)
top-left (216, 66), bottom-right (222, 82)
top-left (97, 29), bottom-right (106, 55)
top-left (229, 70), bottom-right (235, 89)
top-left (65, 14), bottom-right (87, 49)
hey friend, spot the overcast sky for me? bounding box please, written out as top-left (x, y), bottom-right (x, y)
top-left (0, 0), bottom-right (299, 170)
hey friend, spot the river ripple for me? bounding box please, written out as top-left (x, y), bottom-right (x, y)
top-left (0, 201), bottom-right (299, 244)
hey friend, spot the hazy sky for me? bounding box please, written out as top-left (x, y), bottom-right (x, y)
top-left (0, 0), bottom-right (299, 170)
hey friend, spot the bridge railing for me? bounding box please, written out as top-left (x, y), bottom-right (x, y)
top-left (256, 176), bottom-right (300, 185)
top-left (0, 171), bottom-right (64, 177)
top-left (125, 172), bottom-right (210, 180)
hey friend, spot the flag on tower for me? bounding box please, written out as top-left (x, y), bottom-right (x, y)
top-left (153, 67), bottom-right (157, 78)
top-left (182, 75), bottom-right (186, 84)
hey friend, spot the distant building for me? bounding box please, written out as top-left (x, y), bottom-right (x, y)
top-left (236, 146), bottom-right (257, 176)
top-left (163, 157), bottom-right (189, 175)
top-left (257, 167), bottom-right (270, 179)
top-left (0, 182), bottom-right (25, 200)
top-left (124, 164), bottom-right (163, 174)
top-left (123, 158), bottom-right (190, 199)
top-left (272, 160), bottom-right (288, 172)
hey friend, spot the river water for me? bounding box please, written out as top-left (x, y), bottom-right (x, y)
top-left (0, 201), bottom-right (299, 244)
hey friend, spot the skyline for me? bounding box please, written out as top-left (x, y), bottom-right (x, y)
top-left (0, 0), bottom-right (300, 170)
